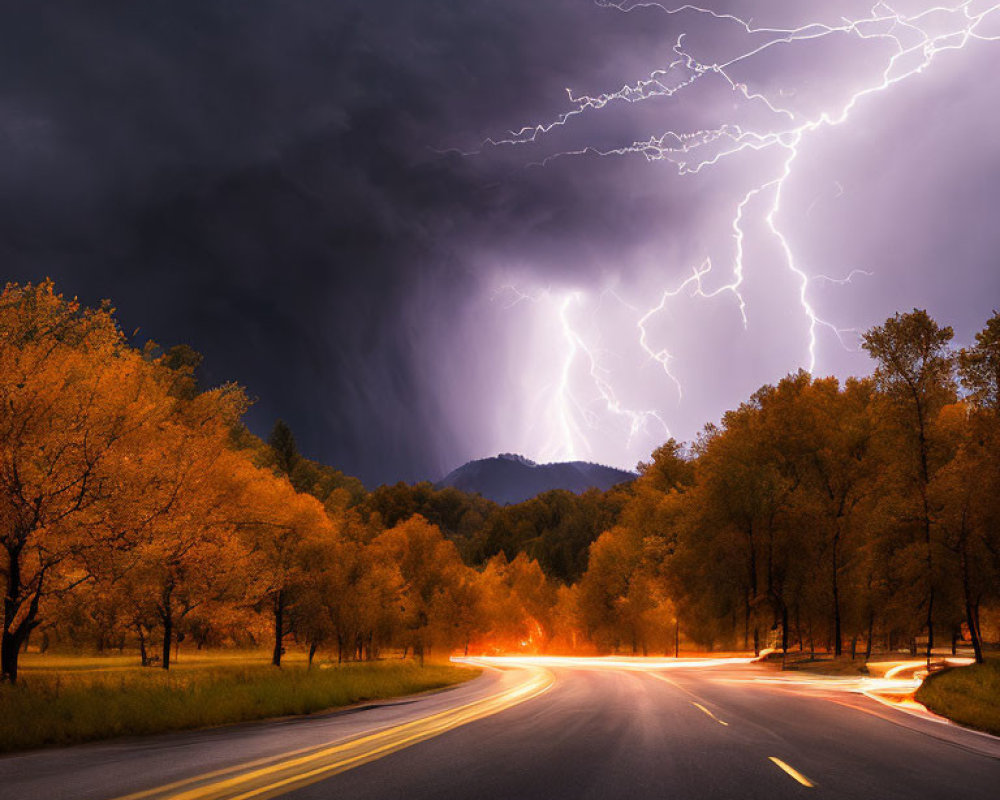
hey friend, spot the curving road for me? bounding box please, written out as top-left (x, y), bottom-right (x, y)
top-left (2, 657), bottom-right (998, 800)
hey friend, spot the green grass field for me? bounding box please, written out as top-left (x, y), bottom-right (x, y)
top-left (0, 652), bottom-right (480, 753)
top-left (915, 657), bottom-right (1000, 736)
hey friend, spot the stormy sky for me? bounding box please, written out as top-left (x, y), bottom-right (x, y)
top-left (3, 0), bottom-right (999, 486)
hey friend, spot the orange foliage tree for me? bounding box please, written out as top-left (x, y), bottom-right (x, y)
top-left (0, 282), bottom-right (196, 680)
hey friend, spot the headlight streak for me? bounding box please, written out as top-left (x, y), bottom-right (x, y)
top-left (454, 654), bottom-right (759, 670)
top-left (111, 665), bottom-right (554, 800)
top-left (455, 655), bottom-right (976, 719)
top-left (707, 656), bottom-right (975, 711)
top-left (477, 1), bottom-right (999, 463)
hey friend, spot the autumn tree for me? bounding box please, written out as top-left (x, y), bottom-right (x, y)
top-left (946, 311), bottom-right (1000, 662)
top-left (862, 310), bottom-right (956, 661)
top-left (549, 584), bottom-right (584, 652)
top-left (575, 440), bottom-right (693, 654)
top-left (267, 420), bottom-right (301, 479)
top-left (755, 373), bottom-right (880, 655)
top-left (0, 282), bottom-right (189, 680)
top-left (636, 439), bottom-right (695, 493)
top-left (237, 464), bottom-right (334, 667)
top-left (578, 524), bottom-right (668, 654)
top-left (959, 311), bottom-right (1000, 411)
top-left (117, 387), bottom-right (253, 669)
top-left (369, 515), bottom-right (469, 663)
top-left (690, 399), bottom-right (801, 654)
top-left (477, 553), bottom-right (555, 651)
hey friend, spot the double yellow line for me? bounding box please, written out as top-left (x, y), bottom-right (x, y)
top-left (112, 666), bottom-right (553, 800)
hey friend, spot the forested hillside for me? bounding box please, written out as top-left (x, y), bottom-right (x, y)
top-left (436, 453), bottom-right (634, 505)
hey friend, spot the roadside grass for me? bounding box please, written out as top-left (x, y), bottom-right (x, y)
top-left (916, 657), bottom-right (1000, 737)
top-left (777, 651), bottom-right (982, 678)
top-left (781, 656), bottom-right (869, 676)
top-left (17, 649), bottom-right (315, 673)
top-left (0, 655), bottom-right (480, 753)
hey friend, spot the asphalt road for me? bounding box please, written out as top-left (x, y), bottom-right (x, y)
top-left (2, 659), bottom-right (998, 800)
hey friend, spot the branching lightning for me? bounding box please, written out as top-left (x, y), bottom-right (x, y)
top-left (482, 1), bottom-right (999, 463)
top-left (493, 285), bottom-right (670, 461)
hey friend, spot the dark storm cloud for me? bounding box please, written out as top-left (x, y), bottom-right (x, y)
top-left (0, 0), bottom-right (660, 485)
top-left (3, 1), bottom-right (999, 484)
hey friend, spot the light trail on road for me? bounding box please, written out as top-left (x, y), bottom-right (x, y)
top-left (454, 654), bottom-right (759, 670)
top-left (450, 653), bottom-right (995, 794)
top-left (108, 666), bottom-right (552, 800)
top-left (6, 655), bottom-right (996, 800)
top-left (455, 653), bottom-right (977, 725)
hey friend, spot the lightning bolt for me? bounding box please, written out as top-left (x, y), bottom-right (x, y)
top-left (493, 285), bottom-right (669, 462)
top-left (481, 1), bottom-right (999, 462)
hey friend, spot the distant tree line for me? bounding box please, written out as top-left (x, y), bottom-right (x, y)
top-left (363, 482), bottom-right (627, 583)
top-left (2, 281), bottom-right (998, 686)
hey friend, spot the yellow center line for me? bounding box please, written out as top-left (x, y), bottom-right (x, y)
top-left (109, 667), bottom-right (553, 800)
top-left (768, 757), bottom-right (815, 787)
top-left (646, 671), bottom-right (695, 697)
top-left (690, 702), bottom-right (729, 726)
top-left (646, 672), bottom-right (729, 726)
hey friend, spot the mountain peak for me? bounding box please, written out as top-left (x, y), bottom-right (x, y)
top-left (437, 454), bottom-right (635, 505)
top-left (496, 452), bottom-right (537, 467)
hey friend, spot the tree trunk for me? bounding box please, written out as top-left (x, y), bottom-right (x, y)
top-left (308, 640), bottom-right (318, 669)
top-left (0, 630), bottom-right (22, 683)
top-left (966, 598), bottom-right (984, 664)
top-left (916, 407), bottom-right (935, 667)
top-left (137, 624), bottom-right (149, 667)
top-left (160, 584), bottom-right (173, 670)
top-left (927, 585), bottom-right (934, 664)
top-left (832, 524), bottom-right (843, 657)
top-left (925, 588), bottom-right (934, 665)
top-left (161, 615), bottom-right (172, 670)
top-left (746, 521), bottom-right (759, 656)
top-left (864, 611), bottom-right (874, 660)
top-left (961, 541), bottom-right (985, 664)
top-left (272, 590), bottom-right (284, 668)
top-left (1, 544), bottom-right (43, 683)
